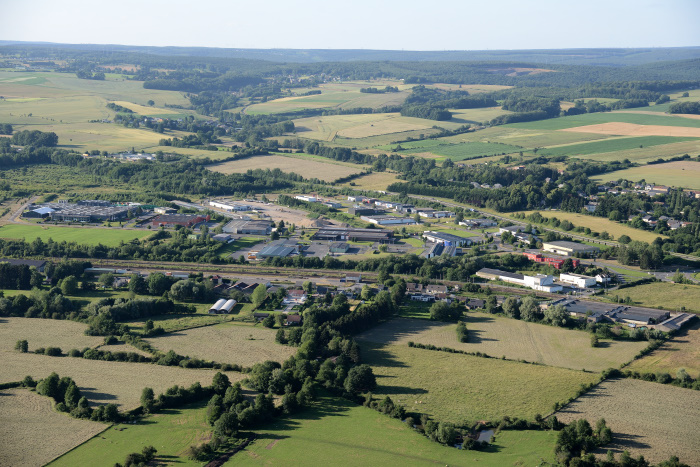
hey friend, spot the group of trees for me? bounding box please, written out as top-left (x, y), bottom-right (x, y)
top-left (36, 372), bottom-right (118, 422)
top-left (10, 129), bottom-right (58, 147)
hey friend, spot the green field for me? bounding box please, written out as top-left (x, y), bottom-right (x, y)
top-left (609, 281), bottom-right (700, 312)
top-left (217, 236), bottom-right (263, 258)
top-left (363, 342), bottom-right (599, 425)
top-left (592, 160), bottom-right (700, 190)
top-left (507, 111), bottom-right (700, 131)
top-left (0, 224), bottom-right (153, 246)
top-left (539, 136), bottom-right (696, 157)
top-left (231, 396), bottom-right (557, 466)
top-left (49, 401), bottom-right (211, 467)
top-left (627, 320), bottom-right (700, 379)
top-left (400, 141), bottom-right (523, 161)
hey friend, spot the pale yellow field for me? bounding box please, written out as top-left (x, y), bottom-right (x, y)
top-left (0, 317), bottom-right (102, 352)
top-left (143, 322), bottom-right (296, 368)
top-left (627, 320), bottom-right (700, 379)
top-left (341, 171), bottom-right (400, 191)
top-left (515, 210), bottom-right (666, 242)
top-left (427, 84), bottom-right (513, 93)
top-left (208, 154), bottom-right (363, 182)
top-left (449, 106), bottom-right (513, 124)
top-left (592, 161), bottom-right (700, 190)
top-left (0, 351), bottom-right (244, 409)
top-left (440, 125), bottom-right (611, 148)
top-left (564, 122), bottom-right (700, 137)
top-left (293, 113), bottom-right (431, 142)
top-left (357, 316), bottom-right (647, 372)
top-left (571, 139), bottom-right (700, 163)
top-left (109, 100), bottom-right (182, 116)
top-left (556, 378), bottom-right (700, 464)
top-left (0, 388), bottom-right (107, 467)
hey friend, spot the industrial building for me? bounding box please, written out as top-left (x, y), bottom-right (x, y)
top-left (312, 227), bottom-right (394, 243)
top-left (361, 215), bottom-right (417, 225)
top-left (152, 214), bottom-right (208, 228)
top-left (545, 298), bottom-right (670, 326)
top-left (559, 273), bottom-right (597, 288)
top-left (542, 241), bottom-right (600, 257)
top-left (422, 231), bottom-right (471, 247)
top-left (209, 200), bottom-right (251, 212)
top-left (459, 218), bottom-right (497, 228)
top-left (476, 267), bottom-right (563, 293)
top-left (255, 240), bottom-right (300, 259)
top-left (294, 195), bottom-right (318, 203)
top-left (223, 219), bottom-right (272, 235)
top-left (349, 206), bottom-right (382, 216)
top-left (523, 252), bottom-right (580, 269)
top-left (329, 242), bottom-right (350, 254)
top-left (51, 204), bottom-right (132, 223)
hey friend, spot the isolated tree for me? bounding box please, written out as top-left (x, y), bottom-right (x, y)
top-left (262, 314), bottom-right (276, 328)
top-left (147, 272), bottom-right (169, 296)
top-left (14, 339), bottom-right (28, 353)
top-left (147, 100), bottom-right (155, 106)
top-left (141, 387), bottom-right (155, 413)
top-left (60, 275), bottom-right (78, 295)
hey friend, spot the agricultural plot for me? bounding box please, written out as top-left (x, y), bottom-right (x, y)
top-left (399, 141), bottom-right (524, 161)
top-left (0, 224), bottom-right (154, 246)
top-left (358, 316), bottom-right (646, 372)
top-left (564, 122), bottom-right (700, 138)
top-left (538, 136), bottom-right (695, 157)
top-left (0, 351), bottom-right (244, 409)
top-left (448, 106), bottom-right (513, 124)
top-left (340, 171), bottom-right (400, 191)
top-left (208, 154), bottom-right (364, 182)
top-left (362, 342), bottom-right (599, 424)
top-left (293, 113), bottom-right (441, 142)
top-left (556, 378), bottom-right (700, 464)
top-left (611, 282), bottom-right (700, 313)
top-left (592, 161), bottom-right (700, 190)
top-left (513, 210), bottom-right (665, 243)
top-left (568, 139), bottom-right (700, 164)
top-left (0, 317), bottom-right (102, 352)
top-left (108, 100), bottom-right (183, 116)
top-left (508, 111), bottom-right (700, 131)
top-left (142, 322), bottom-right (296, 367)
top-left (0, 388), bottom-right (106, 467)
top-left (443, 125), bottom-right (613, 149)
top-left (233, 395), bottom-right (557, 467)
top-left (627, 320), bottom-right (700, 379)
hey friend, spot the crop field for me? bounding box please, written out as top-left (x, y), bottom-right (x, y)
top-left (127, 312), bottom-right (243, 334)
top-left (142, 145), bottom-right (237, 159)
top-left (442, 125), bottom-right (613, 149)
top-left (449, 106), bottom-right (513, 124)
top-left (108, 100), bottom-right (183, 116)
top-left (627, 320), bottom-right (700, 379)
top-left (340, 171), bottom-right (400, 191)
top-left (611, 281), bottom-right (700, 312)
top-left (362, 342), bottom-right (599, 424)
top-left (293, 113), bottom-right (447, 142)
top-left (0, 388), bottom-right (107, 467)
top-left (50, 400), bottom-right (215, 467)
top-left (538, 135), bottom-right (696, 157)
top-left (568, 139), bottom-right (700, 163)
top-left (208, 154), bottom-right (364, 182)
top-left (0, 224), bottom-right (154, 246)
top-left (556, 378), bottom-right (700, 464)
top-left (142, 322), bottom-right (296, 367)
top-left (592, 161), bottom-right (700, 190)
top-left (565, 122), bottom-right (700, 138)
top-left (399, 141), bottom-right (524, 161)
top-left (0, 351), bottom-right (244, 409)
top-left (512, 210), bottom-right (665, 243)
top-left (0, 317), bottom-right (102, 352)
top-left (358, 316), bottom-right (646, 372)
top-left (508, 111), bottom-right (700, 131)
top-left (233, 395), bottom-right (557, 467)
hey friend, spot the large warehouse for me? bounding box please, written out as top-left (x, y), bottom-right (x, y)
top-left (542, 241), bottom-right (600, 257)
top-left (312, 227), bottom-right (394, 243)
top-left (224, 219), bottom-right (272, 235)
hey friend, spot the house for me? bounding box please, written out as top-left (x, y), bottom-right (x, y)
top-left (406, 283), bottom-right (424, 294)
top-left (283, 289), bottom-right (307, 305)
top-left (425, 284), bottom-right (448, 295)
top-left (253, 312), bottom-right (270, 321)
top-left (466, 298), bottom-right (486, 310)
top-left (285, 314), bottom-right (302, 326)
top-left (410, 294), bottom-right (435, 302)
top-left (595, 273), bottom-right (613, 284)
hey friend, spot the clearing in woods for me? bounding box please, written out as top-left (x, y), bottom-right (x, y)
top-left (556, 378), bottom-right (700, 465)
top-left (0, 388), bottom-right (107, 467)
top-left (142, 322), bottom-right (296, 367)
top-left (591, 160), bottom-right (700, 190)
top-left (362, 342), bottom-right (599, 425)
top-left (0, 317), bottom-right (103, 352)
top-left (208, 154), bottom-right (364, 182)
top-left (357, 316), bottom-right (647, 372)
top-left (0, 351), bottom-right (244, 409)
top-left (0, 224), bottom-right (154, 246)
top-left (627, 320), bottom-right (700, 379)
top-left (233, 395), bottom-right (557, 466)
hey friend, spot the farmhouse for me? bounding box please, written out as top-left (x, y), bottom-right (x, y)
top-left (312, 227), bottom-right (394, 243)
top-left (542, 241), bottom-right (600, 257)
top-left (476, 267), bottom-right (563, 293)
top-left (223, 219), bottom-right (272, 235)
top-left (152, 214), bottom-right (208, 228)
top-left (422, 231), bottom-right (471, 247)
top-left (559, 273), bottom-right (597, 288)
top-left (360, 215), bottom-right (416, 225)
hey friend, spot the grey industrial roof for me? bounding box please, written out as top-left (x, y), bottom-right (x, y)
top-left (258, 245), bottom-right (295, 257)
top-left (477, 268), bottom-right (524, 281)
top-left (423, 231), bottom-right (467, 243)
top-left (543, 241), bottom-right (600, 251)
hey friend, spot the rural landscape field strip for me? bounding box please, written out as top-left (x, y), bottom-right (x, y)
top-left (627, 321), bottom-right (700, 379)
top-left (208, 154), bottom-right (364, 182)
top-left (509, 111), bottom-right (700, 131)
top-left (539, 135), bottom-right (696, 157)
top-left (592, 161), bottom-right (700, 190)
top-left (358, 316), bottom-right (647, 372)
top-left (362, 342), bottom-right (599, 424)
top-left (1, 351), bottom-right (245, 409)
top-left (556, 378), bottom-right (700, 464)
top-left (0, 317), bottom-right (103, 352)
top-left (0, 224), bottom-right (154, 246)
top-left (0, 388), bottom-right (107, 467)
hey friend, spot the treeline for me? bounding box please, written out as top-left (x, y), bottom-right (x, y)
top-left (669, 101), bottom-right (700, 114)
top-left (10, 129), bottom-right (58, 147)
top-left (360, 86), bottom-right (399, 93)
top-left (0, 123), bottom-right (12, 135)
top-left (0, 262), bottom-right (43, 289)
top-left (106, 102), bottom-right (133, 113)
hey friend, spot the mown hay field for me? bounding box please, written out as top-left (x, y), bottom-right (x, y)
top-left (362, 342), bottom-right (599, 425)
top-left (0, 351), bottom-right (244, 409)
top-left (385, 140), bottom-right (524, 161)
top-left (233, 395), bottom-right (557, 467)
top-left (556, 378), bottom-right (700, 465)
top-left (512, 210), bottom-right (666, 243)
top-left (627, 320), bottom-right (700, 379)
top-left (340, 171), bottom-right (400, 191)
top-left (109, 100), bottom-right (183, 116)
top-left (612, 281), bottom-right (700, 313)
top-left (208, 154), bottom-right (363, 182)
top-left (0, 317), bottom-right (102, 352)
top-left (0, 388), bottom-right (107, 467)
top-left (358, 316), bottom-right (646, 372)
top-left (592, 160), bottom-right (700, 190)
top-left (142, 322), bottom-right (296, 367)
top-left (564, 122), bottom-right (700, 138)
top-left (448, 106), bottom-right (513, 124)
top-left (293, 113), bottom-right (440, 142)
top-left (442, 125), bottom-right (613, 148)
top-left (0, 224), bottom-right (154, 246)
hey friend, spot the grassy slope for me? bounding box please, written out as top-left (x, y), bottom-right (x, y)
top-left (232, 396), bottom-right (557, 467)
top-left (0, 224), bottom-right (153, 246)
top-left (364, 342), bottom-right (599, 425)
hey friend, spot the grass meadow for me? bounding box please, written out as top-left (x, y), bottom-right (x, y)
top-left (357, 315), bottom-right (647, 372)
top-left (395, 141), bottom-right (524, 161)
top-left (538, 135), bottom-right (696, 157)
top-left (362, 342), bottom-right (599, 425)
top-left (0, 388), bottom-right (107, 467)
top-left (626, 320), bottom-right (700, 379)
top-left (208, 154), bottom-right (364, 182)
top-left (0, 224), bottom-right (154, 246)
top-left (0, 351), bottom-right (244, 409)
top-left (0, 317), bottom-right (102, 352)
top-left (592, 160), bottom-right (700, 190)
top-left (610, 281), bottom-right (700, 312)
top-left (507, 111), bottom-right (700, 131)
top-left (233, 395), bottom-right (557, 466)
top-left (340, 171), bottom-right (400, 191)
top-left (556, 378), bottom-right (700, 464)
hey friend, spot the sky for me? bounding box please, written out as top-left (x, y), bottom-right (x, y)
top-left (2, 0), bottom-right (699, 51)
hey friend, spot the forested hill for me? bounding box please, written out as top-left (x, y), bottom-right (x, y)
top-left (2, 41), bottom-right (700, 65)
